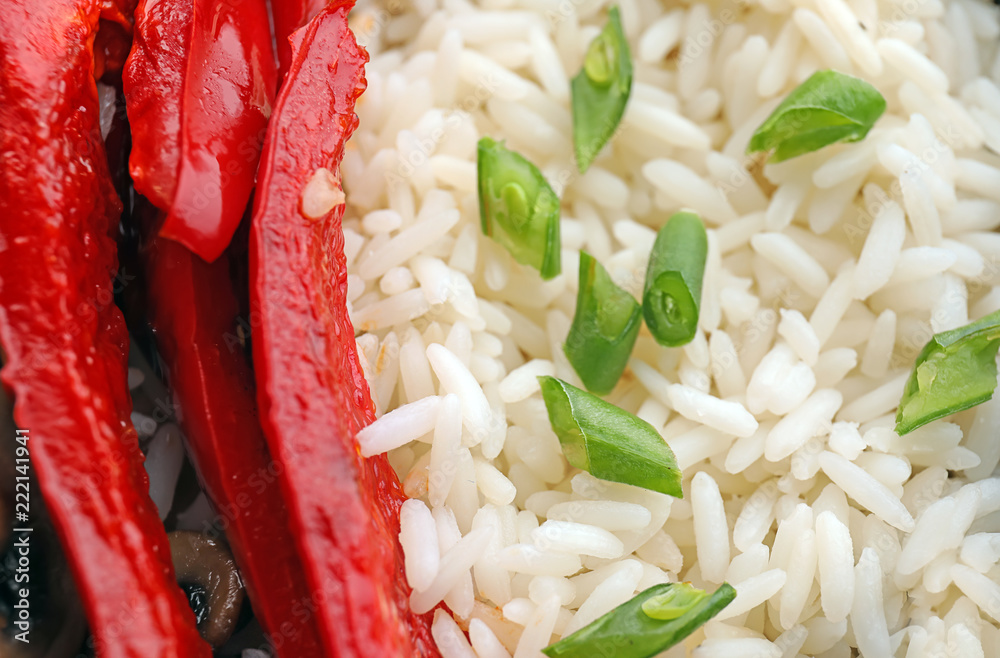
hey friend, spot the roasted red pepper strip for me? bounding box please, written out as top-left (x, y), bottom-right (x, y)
top-left (0, 3), bottom-right (210, 657)
top-left (124, 0), bottom-right (276, 262)
top-left (141, 228), bottom-right (326, 657)
top-left (268, 0), bottom-right (327, 82)
top-left (249, 2), bottom-right (439, 654)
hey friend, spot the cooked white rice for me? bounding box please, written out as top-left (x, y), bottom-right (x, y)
top-left (340, 0), bottom-right (1000, 654)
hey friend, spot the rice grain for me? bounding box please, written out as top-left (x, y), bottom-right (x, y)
top-left (818, 452), bottom-right (915, 532)
top-left (667, 384), bottom-right (758, 438)
top-left (692, 472), bottom-right (731, 584)
top-left (815, 511), bottom-right (854, 622)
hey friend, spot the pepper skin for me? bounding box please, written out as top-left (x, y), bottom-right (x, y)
top-left (124, 0), bottom-right (277, 263)
top-left (141, 227), bottom-right (326, 657)
top-left (249, 2), bottom-right (439, 655)
top-left (268, 0), bottom-right (327, 83)
top-left (0, 2), bottom-right (211, 657)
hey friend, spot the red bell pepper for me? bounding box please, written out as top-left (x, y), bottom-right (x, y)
top-left (0, 2), bottom-right (210, 657)
top-left (249, 2), bottom-right (440, 654)
top-left (124, 0), bottom-right (277, 263)
top-left (141, 227), bottom-right (326, 656)
top-left (269, 0), bottom-right (328, 82)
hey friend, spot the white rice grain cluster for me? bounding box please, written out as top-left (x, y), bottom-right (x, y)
top-left (341, 0), bottom-right (1000, 655)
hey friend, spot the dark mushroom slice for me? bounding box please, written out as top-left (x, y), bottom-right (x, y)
top-left (0, 527), bottom-right (87, 658)
top-left (0, 376), bottom-right (87, 658)
top-left (167, 530), bottom-right (245, 648)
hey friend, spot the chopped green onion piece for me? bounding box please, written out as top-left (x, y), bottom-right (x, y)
top-left (640, 582), bottom-right (710, 620)
top-left (642, 211), bottom-right (707, 347)
top-left (746, 69), bottom-right (887, 163)
top-left (537, 376), bottom-right (682, 497)
top-left (895, 310), bottom-right (1000, 435)
top-left (571, 6), bottom-right (632, 172)
top-left (542, 582), bottom-right (736, 658)
top-left (563, 252), bottom-right (642, 394)
top-left (477, 137), bottom-right (561, 279)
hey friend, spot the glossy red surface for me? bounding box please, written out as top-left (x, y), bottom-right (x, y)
top-left (269, 0), bottom-right (328, 83)
top-left (249, 2), bottom-right (440, 655)
top-left (143, 233), bottom-right (327, 657)
top-left (0, 2), bottom-right (210, 656)
top-left (125, 0), bottom-right (277, 262)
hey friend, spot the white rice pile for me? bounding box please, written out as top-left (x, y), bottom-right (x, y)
top-left (340, 0), bottom-right (1000, 654)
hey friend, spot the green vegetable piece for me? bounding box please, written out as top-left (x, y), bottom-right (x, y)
top-left (642, 212), bottom-right (707, 347)
top-left (477, 137), bottom-right (561, 279)
top-left (571, 6), bottom-right (632, 172)
top-left (563, 252), bottom-right (642, 394)
top-left (542, 582), bottom-right (737, 658)
top-left (537, 376), bottom-right (682, 498)
top-left (895, 310), bottom-right (1000, 435)
top-left (747, 69), bottom-right (887, 163)
top-left (641, 582), bottom-right (710, 620)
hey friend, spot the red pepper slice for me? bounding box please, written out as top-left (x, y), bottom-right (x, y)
top-left (269, 0), bottom-right (328, 82)
top-left (0, 3), bottom-right (210, 657)
top-left (124, 0), bottom-right (277, 262)
top-left (249, 2), bottom-right (439, 654)
top-left (141, 228), bottom-right (326, 656)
